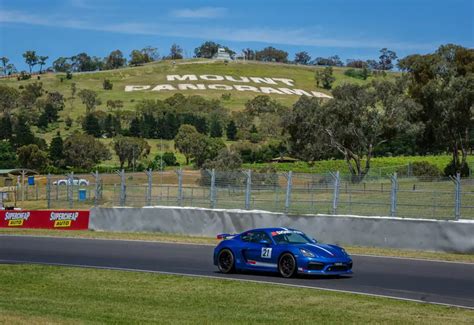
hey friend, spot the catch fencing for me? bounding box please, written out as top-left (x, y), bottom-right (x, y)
top-left (7, 169), bottom-right (474, 220)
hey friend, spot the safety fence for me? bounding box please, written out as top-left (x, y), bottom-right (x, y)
top-left (5, 169), bottom-right (474, 220)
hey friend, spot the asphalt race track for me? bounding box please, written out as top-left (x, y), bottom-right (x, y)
top-left (1, 235), bottom-right (473, 309)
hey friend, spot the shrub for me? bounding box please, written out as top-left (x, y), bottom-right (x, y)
top-left (444, 160), bottom-right (470, 177)
top-left (221, 93), bottom-right (231, 100)
top-left (344, 68), bottom-right (369, 80)
top-left (103, 79), bottom-right (113, 90)
top-left (397, 161), bottom-right (441, 178)
top-left (66, 72), bottom-right (73, 79)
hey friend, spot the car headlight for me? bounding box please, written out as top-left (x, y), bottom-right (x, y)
top-left (299, 248), bottom-right (315, 258)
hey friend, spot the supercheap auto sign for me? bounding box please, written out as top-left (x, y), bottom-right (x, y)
top-left (0, 210), bottom-right (89, 230)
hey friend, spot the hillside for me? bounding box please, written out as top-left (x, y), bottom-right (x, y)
top-left (0, 59), bottom-right (400, 170)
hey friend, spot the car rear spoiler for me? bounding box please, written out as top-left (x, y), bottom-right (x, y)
top-left (216, 233), bottom-right (237, 240)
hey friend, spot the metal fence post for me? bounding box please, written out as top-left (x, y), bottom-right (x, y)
top-left (284, 171), bottom-right (293, 214)
top-left (116, 169), bottom-right (126, 206)
top-left (67, 172), bottom-right (74, 208)
top-left (91, 170), bottom-right (100, 207)
top-left (176, 169), bottom-right (183, 206)
top-left (145, 169), bottom-right (152, 206)
top-left (390, 172), bottom-right (398, 217)
top-left (209, 169), bottom-right (216, 209)
top-left (244, 169), bottom-right (252, 210)
top-left (450, 172), bottom-right (461, 220)
top-left (46, 173), bottom-right (51, 209)
top-left (331, 171), bottom-right (340, 215)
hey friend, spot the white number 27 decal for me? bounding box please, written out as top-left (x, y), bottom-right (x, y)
top-left (261, 247), bottom-right (272, 259)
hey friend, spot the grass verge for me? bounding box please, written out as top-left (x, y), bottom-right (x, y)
top-left (0, 264), bottom-right (472, 324)
top-left (1, 228), bottom-right (473, 263)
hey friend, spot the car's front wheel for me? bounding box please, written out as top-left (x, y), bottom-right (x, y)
top-left (217, 249), bottom-right (235, 274)
top-left (278, 253), bottom-right (297, 278)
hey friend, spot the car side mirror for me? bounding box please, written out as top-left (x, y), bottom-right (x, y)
top-left (260, 239), bottom-right (270, 245)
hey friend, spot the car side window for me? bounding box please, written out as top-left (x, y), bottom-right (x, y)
top-left (249, 231), bottom-right (271, 244)
top-left (241, 232), bottom-right (251, 242)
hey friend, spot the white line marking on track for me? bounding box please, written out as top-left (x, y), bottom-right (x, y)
top-left (0, 258), bottom-right (472, 310)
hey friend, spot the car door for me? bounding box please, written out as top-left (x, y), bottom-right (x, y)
top-left (243, 231), bottom-right (276, 268)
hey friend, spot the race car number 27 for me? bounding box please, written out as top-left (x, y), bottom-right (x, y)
top-left (261, 247), bottom-right (272, 259)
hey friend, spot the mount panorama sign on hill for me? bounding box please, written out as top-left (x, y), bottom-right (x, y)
top-left (125, 74), bottom-right (333, 98)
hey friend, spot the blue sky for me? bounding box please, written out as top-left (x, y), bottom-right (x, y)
top-left (1, 0), bottom-right (472, 70)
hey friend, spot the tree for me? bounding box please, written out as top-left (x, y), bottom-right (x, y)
top-left (174, 124), bottom-right (200, 164)
top-left (209, 116), bottom-right (223, 138)
top-left (0, 57), bottom-right (9, 75)
top-left (78, 89), bottom-right (101, 112)
top-left (202, 148), bottom-right (242, 171)
top-left (191, 136), bottom-right (226, 167)
top-left (346, 59), bottom-right (368, 69)
top-left (194, 41), bottom-right (234, 58)
top-left (63, 132), bottom-right (111, 169)
top-left (294, 51), bottom-right (311, 65)
top-left (129, 50), bottom-right (147, 66)
top-left (378, 48), bottom-right (397, 70)
top-left (313, 55), bottom-right (343, 67)
top-left (255, 47), bottom-right (288, 63)
top-left (82, 113), bottom-right (102, 137)
top-left (0, 85), bottom-right (19, 114)
top-left (315, 67), bottom-right (335, 89)
top-left (398, 44), bottom-right (474, 172)
top-left (71, 52), bottom-right (102, 72)
top-left (226, 120), bottom-right (237, 141)
top-left (52, 57), bottom-right (72, 72)
top-left (38, 56), bottom-right (48, 73)
top-left (141, 46), bottom-right (159, 62)
top-left (13, 115), bottom-right (36, 148)
top-left (0, 115), bottom-right (13, 140)
top-left (245, 95), bottom-right (286, 116)
top-left (23, 50), bottom-right (38, 73)
top-left (41, 91), bottom-right (64, 124)
top-left (17, 144), bottom-right (49, 171)
top-left (0, 141), bottom-right (17, 168)
top-left (113, 136), bottom-right (151, 169)
top-left (49, 132), bottom-right (65, 167)
top-left (242, 48), bottom-right (255, 60)
top-left (169, 43), bottom-right (183, 59)
top-left (105, 49), bottom-right (126, 69)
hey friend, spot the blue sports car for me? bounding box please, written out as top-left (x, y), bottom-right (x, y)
top-left (213, 227), bottom-right (352, 278)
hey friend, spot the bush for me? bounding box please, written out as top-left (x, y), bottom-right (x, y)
top-left (150, 152), bottom-right (178, 170)
top-left (66, 72), bottom-right (73, 79)
top-left (444, 160), bottom-right (470, 177)
top-left (221, 93), bottom-right (231, 100)
top-left (103, 79), bottom-right (113, 90)
top-left (397, 161), bottom-right (441, 178)
top-left (344, 68), bottom-right (369, 80)
top-left (17, 72), bottom-right (31, 80)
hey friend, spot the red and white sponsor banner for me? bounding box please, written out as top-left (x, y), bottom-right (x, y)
top-left (0, 210), bottom-right (89, 230)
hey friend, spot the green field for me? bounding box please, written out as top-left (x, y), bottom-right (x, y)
top-left (0, 264), bottom-right (472, 324)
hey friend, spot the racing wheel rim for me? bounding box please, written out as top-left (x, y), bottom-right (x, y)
top-left (218, 249), bottom-right (234, 273)
top-left (279, 253), bottom-right (296, 278)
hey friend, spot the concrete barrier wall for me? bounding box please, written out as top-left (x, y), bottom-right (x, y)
top-left (90, 207), bottom-right (474, 254)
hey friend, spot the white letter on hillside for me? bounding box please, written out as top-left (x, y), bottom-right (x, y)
top-left (311, 91), bottom-right (333, 99)
top-left (273, 78), bottom-right (295, 86)
top-left (225, 76), bottom-right (250, 83)
top-left (249, 77), bottom-right (277, 85)
top-left (167, 75), bottom-right (198, 81)
top-left (200, 75), bottom-right (224, 81)
top-left (152, 84), bottom-right (177, 91)
top-left (125, 85), bottom-right (151, 92)
top-left (234, 85), bottom-right (261, 93)
top-left (178, 84), bottom-right (206, 90)
top-left (260, 87), bottom-right (284, 94)
top-left (208, 84), bottom-right (233, 90)
top-left (278, 88), bottom-right (313, 96)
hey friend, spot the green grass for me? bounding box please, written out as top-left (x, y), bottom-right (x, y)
top-left (1, 228), bottom-right (473, 263)
top-left (0, 264), bottom-right (472, 324)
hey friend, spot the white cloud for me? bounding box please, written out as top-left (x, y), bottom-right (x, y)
top-left (0, 9), bottom-right (437, 51)
top-left (171, 7), bottom-right (228, 19)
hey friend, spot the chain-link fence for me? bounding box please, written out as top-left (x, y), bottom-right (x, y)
top-left (4, 169), bottom-right (473, 220)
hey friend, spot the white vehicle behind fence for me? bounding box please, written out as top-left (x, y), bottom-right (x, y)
top-left (53, 178), bottom-right (90, 186)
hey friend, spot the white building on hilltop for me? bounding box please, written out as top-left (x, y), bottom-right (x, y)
top-left (213, 48), bottom-right (233, 61)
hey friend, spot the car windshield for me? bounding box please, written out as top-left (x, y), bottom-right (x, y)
top-left (271, 231), bottom-right (314, 244)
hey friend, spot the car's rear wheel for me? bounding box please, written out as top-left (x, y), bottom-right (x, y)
top-left (278, 253), bottom-right (296, 278)
top-left (217, 249), bottom-right (235, 274)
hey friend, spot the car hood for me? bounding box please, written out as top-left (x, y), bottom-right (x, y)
top-left (300, 243), bottom-right (347, 258)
